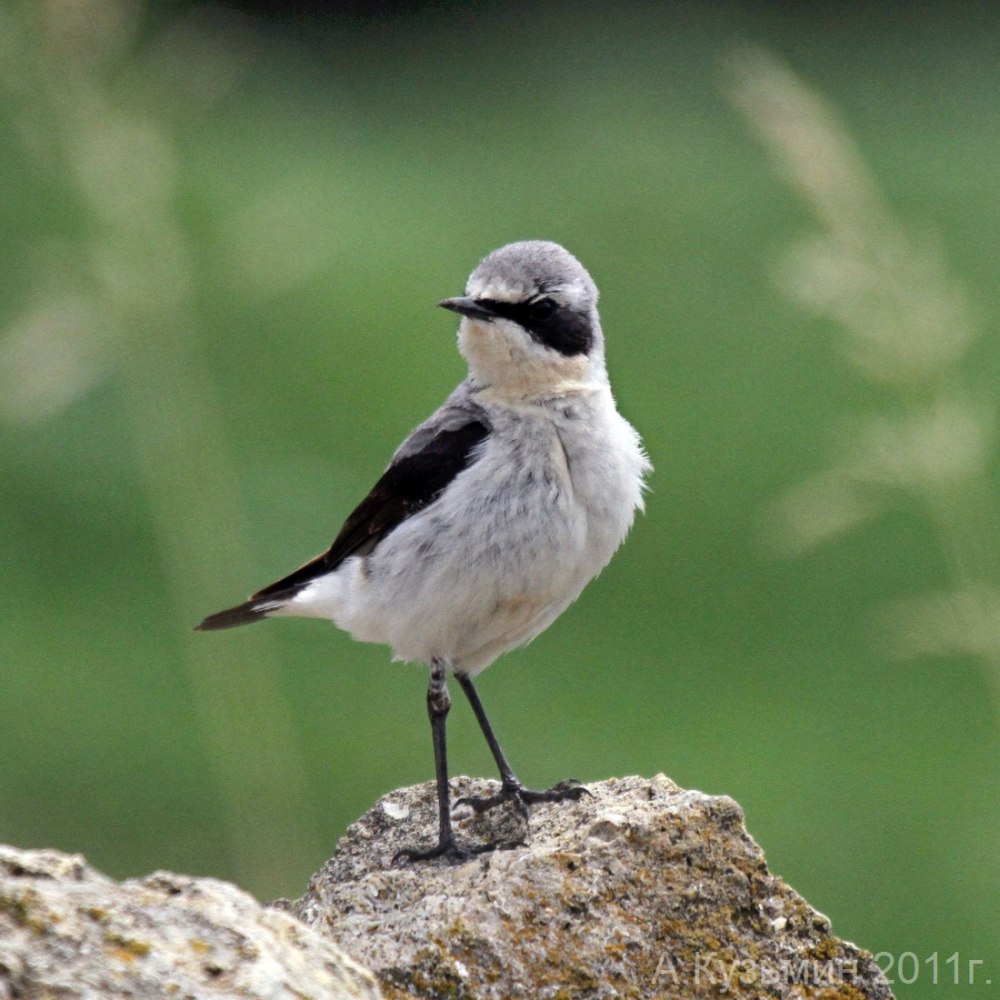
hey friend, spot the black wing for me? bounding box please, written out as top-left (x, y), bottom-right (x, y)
top-left (196, 419), bottom-right (489, 630)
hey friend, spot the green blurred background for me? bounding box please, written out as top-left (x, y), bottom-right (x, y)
top-left (1, 1), bottom-right (997, 995)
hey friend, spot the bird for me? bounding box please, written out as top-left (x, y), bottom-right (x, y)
top-left (197, 240), bottom-right (650, 862)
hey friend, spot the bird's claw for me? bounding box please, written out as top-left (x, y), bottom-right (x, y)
top-left (392, 836), bottom-right (481, 866)
top-left (392, 833), bottom-right (524, 866)
top-left (456, 778), bottom-right (589, 817)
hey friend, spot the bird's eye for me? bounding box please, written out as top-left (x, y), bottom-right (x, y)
top-left (527, 297), bottom-right (557, 322)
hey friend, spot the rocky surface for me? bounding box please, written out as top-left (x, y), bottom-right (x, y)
top-left (0, 845), bottom-right (380, 999)
top-left (289, 774), bottom-right (895, 999)
top-left (1, 774), bottom-right (896, 999)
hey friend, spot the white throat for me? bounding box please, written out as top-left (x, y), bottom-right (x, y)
top-left (459, 317), bottom-right (602, 401)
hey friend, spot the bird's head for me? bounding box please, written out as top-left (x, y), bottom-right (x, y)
top-left (440, 241), bottom-right (607, 399)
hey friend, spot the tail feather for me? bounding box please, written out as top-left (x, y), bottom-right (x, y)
top-left (195, 599), bottom-right (271, 631)
top-left (196, 583), bottom-right (310, 632)
top-left (195, 593), bottom-right (293, 630)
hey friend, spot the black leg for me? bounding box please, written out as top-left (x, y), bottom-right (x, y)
top-left (393, 658), bottom-right (489, 864)
top-left (455, 673), bottom-right (588, 816)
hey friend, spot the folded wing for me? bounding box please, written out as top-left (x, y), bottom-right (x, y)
top-left (196, 418), bottom-right (490, 631)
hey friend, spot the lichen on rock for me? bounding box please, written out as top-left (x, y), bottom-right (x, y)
top-left (0, 845), bottom-right (380, 999)
top-left (289, 774), bottom-right (895, 1000)
top-left (1, 774), bottom-right (896, 999)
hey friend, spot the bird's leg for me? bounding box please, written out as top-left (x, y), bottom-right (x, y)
top-left (394, 658), bottom-right (487, 864)
top-left (455, 673), bottom-right (588, 817)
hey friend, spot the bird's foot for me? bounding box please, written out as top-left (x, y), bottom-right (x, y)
top-left (392, 834), bottom-right (479, 866)
top-left (456, 778), bottom-right (589, 819)
top-left (392, 832), bottom-right (521, 866)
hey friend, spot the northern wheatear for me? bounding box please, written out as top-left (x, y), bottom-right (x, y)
top-left (198, 240), bottom-right (650, 861)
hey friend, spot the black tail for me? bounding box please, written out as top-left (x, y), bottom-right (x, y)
top-left (195, 599), bottom-right (272, 631)
top-left (196, 575), bottom-right (313, 631)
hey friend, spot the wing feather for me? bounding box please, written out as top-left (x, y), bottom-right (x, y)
top-left (196, 416), bottom-right (489, 630)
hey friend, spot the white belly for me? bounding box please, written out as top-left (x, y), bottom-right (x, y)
top-left (287, 392), bottom-right (648, 674)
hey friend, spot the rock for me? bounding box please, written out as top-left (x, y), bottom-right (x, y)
top-left (1, 775), bottom-right (896, 999)
top-left (0, 845), bottom-right (381, 999)
top-left (290, 774), bottom-right (895, 999)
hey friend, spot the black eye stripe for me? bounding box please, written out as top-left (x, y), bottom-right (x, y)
top-left (475, 298), bottom-right (593, 357)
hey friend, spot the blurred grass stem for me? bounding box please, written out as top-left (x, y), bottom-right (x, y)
top-left (1, 0), bottom-right (324, 894)
top-left (728, 47), bottom-right (1000, 723)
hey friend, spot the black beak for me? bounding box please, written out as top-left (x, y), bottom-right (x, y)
top-left (438, 296), bottom-right (497, 321)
